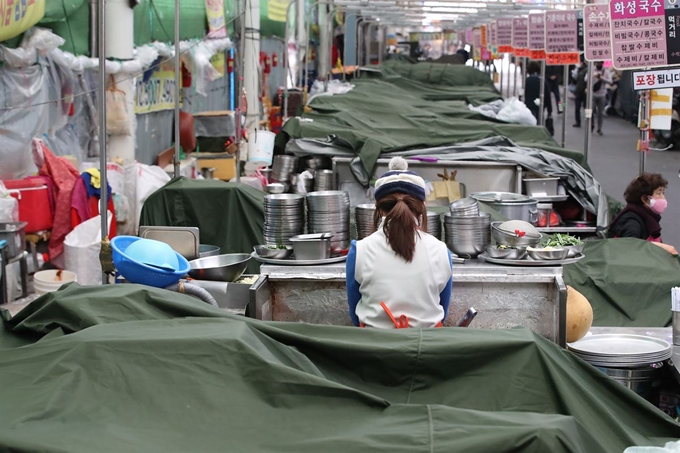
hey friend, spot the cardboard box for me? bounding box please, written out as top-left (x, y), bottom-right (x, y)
top-left (191, 152), bottom-right (237, 181)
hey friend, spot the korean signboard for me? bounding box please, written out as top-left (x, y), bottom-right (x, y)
top-left (545, 11), bottom-right (581, 66)
top-left (490, 21), bottom-right (497, 45)
top-left (481, 25), bottom-right (488, 47)
top-left (497, 18), bottom-right (513, 53)
top-left (529, 13), bottom-right (546, 60)
top-left (609, 0), bottom-right (672, 70)
top-left (472, 28), bottom-right (482, 61)
top-left (584, 4), bottom-right (611, 61)
top-left (135, 61), bottom-right (182, 114)
top-left (512, 17), bottom-right (529, 56)
top-left (466, 28), bottom-right (473, 44)
top-left (632, 68), bottom-right (680, 90)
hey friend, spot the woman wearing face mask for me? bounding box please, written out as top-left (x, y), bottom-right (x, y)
top-left (609, 173), bottom-right (678, 255)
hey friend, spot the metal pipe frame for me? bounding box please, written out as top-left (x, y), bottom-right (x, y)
top-left (173, 0), bottom-right (181, 178)
top-left (283, 0), bottom-right (299, 120)
top-left (304, 0), bottom-right (334, 91)
top-left (97, 0), bottom-right (107, 285)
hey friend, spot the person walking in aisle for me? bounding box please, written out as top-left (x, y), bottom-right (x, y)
top-left (572, 58), bottom-right (588, 128)
top-left (545, 65), bottom-right (563, 114)
top-left (592, 62), bottom-right (613, 135)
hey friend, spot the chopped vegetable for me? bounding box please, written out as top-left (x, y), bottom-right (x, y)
top-left (497, 245), bottom-right (517, 250)
top-left (542, 234), bottom-right (583, 248)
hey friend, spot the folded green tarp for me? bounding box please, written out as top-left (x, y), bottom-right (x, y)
top-left (564, 238), bottom-right (680, 327)
top-left (139, 177), bottom-right (264, 273)
top-left (278, 64), bottom-right (575, 183)
top-left (0, 283), bottom-right (678, 452)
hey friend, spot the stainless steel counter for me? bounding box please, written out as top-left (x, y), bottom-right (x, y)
top-left (254, 259), bottom-right (567, 346)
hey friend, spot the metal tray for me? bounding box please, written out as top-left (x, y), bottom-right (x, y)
top-left (531, 195), bottom-right (569, 203)
top-left (251, 252), bottom-right (347, 266)
top-left (139, 226), bottom-right (200, 260)
top-left (479, 253), bottom-right (585, 267)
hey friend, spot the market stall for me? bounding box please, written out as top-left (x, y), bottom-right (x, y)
top-left (251, 259), bottom-right (567, 345)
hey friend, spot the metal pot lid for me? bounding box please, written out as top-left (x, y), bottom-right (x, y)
top-left (470, 192), bottom-right (535, 204)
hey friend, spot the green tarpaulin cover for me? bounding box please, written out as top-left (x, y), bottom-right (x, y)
top-left (565, 238), bottom-right (680, 328)
top-left (139, 177), bottom-right (264, 272)
top-left (0, 283), bottom-right (678, 452)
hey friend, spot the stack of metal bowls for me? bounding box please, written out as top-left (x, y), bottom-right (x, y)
top-left (426, 212), bottom-right (442, 239)
top-left (444, 212), bottom-right (491, 257)
top-left (289, 174), bottom-right (314, 194)
top-left (306, 191), bottom-right (351, 251)
top-left (271, 155), bottom-right (298, 184)
top-left (263, 194), bottom-right (305, 246)
top-left (314, 170), bottom-right (335, 191)
top-left (355, 204), bottom-right (377, 239)
top-left (449, 198), bottom-right (480, 217)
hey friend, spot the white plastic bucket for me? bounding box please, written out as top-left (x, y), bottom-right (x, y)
top-left (248, 130), bottom-right (276, 166)
top-left (34, 270), bottom-right (77, 295)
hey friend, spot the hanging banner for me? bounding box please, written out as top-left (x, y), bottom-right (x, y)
top-left (490, 21), bottom-right (497, 46)
top-left (266, 0), bottom-right (288, 21)
top-left (0, 0), bottom-right (45, 42)
top-left (206, 0), bottom-right (227, 39)
top-left (584, 4), bottom-right (611, 61)
top-left (211, 52), bottom-right (226, 78)
top-left (529, 13), bottom-right (546, 60)
top-left (466, 28), bottom-right (473, 44)
top-left (481, 25), bottom-right (488, 47)
top-left (497, 18), bottom-right (514, 53)
top-left (609, 0), bottom-right (671, 70)
top-left (134, 61), bottom-right (183, 115)
top-left (472, 28), bottom-right (482, 61)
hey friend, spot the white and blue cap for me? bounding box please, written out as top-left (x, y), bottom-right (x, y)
top-left (374, 157), bottom-right (427, 202)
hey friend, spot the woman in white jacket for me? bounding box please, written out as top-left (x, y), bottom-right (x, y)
top-left (346, 157), bottom-right (453, 329)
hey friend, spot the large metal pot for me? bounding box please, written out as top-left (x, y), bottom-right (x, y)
top-left (470, 192), bottom-right (539, 225)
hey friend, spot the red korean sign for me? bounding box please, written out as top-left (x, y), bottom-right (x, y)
top-left (584, 4), bottom-right (611, 61)
top-left (546, 52), bottom-right (581, 65)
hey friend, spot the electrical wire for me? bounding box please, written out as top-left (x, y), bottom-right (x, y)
top-left (0, 11), bottom-right (244, 112)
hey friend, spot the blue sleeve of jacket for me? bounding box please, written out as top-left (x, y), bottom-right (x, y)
top-left (346, 240), bottom-right (361, 327)
top-left (439, 250), bottom-right (453, 319)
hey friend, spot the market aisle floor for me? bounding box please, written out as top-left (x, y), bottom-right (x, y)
top-left (552, 93), bottom-right (680, 248)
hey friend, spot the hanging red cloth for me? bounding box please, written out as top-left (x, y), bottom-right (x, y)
top-left (34, 140), bottom-right (81, 260)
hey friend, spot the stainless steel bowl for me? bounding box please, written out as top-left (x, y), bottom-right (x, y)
top-left (199, 244), bottom-right (221, 258)
top-left (491, 221), bottom-right (542, 248)
top-left (254, 245), bottom-right (294, 259)
top-left (290, 233), bottom-right (333, 260)
top-left (265, 183), bottom-right (286, 194)
top-left (485, 246), bottom-right (527, 260)
top-left (527, 247), bottom-right (569, 261)
top-left (188, 253), bottom-right (251, 282)
top-left (564, 243), bottom-right (585, 258)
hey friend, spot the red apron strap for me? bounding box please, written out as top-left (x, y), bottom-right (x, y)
top-left (380, 302), bottom-right (410, 328)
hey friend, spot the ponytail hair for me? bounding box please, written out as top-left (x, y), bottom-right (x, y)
top-left (373, 193), bottom-right (428, 262)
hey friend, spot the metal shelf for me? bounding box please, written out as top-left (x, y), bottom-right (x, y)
top-left (537, 227), bottom-right (598, 234)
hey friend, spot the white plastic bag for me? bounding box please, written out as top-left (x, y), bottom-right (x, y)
top-left (496, 98), bottom-right (538, 126)
top-left (624, 441), bottom-right (680, 453)
top-left (0, 182), bottom-right (18, 222)
top-left (125, 163), bottom-right (171, 235)
top-left (64, 212), bottom-right (112, 286)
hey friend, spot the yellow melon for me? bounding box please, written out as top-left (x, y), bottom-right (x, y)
top-left (566, 286), bottom-right (594, 343)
